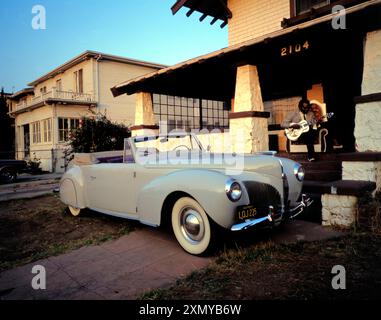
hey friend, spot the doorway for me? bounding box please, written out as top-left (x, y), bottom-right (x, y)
top-left (23, 124), bottom-right (30, 158)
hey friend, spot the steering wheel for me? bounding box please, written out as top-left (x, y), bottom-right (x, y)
top-left (173, 145), bottom-right (191, 151)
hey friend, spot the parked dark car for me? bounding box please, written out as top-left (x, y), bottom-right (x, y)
top-left (0, 160), bottom-right (27, 184)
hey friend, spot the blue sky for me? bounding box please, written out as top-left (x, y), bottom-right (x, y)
top-left (0, 0), bottom-right (227, 92)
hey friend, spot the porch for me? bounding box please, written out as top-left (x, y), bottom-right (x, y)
top-left (111, 1), bottom-right (381, 227)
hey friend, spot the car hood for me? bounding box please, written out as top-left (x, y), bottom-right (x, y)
top-left (140, 151), bottom-right (282, 177)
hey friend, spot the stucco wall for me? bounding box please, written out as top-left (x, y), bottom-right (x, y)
top-left (361, 30), bottom-right (381, 95)
top-left (354, 30), bottom-right (381, 152)
top-left (98, 61), bottom-right (159, 125)
top-left (228, 0), bottom-right (290, 46)
top-left (34, 59), bottom-right (95, 96)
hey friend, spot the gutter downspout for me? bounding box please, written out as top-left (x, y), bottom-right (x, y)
top-left (95, 54), bottom-right (102, 105)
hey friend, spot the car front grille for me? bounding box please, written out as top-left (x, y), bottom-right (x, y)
top-left (242, 181), bottom-right (282, 218)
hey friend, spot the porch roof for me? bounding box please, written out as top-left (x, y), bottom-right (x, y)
top-left (111, 0), bottom-right (381, 102)
top-left (171, 0), bottom-right (231, 28)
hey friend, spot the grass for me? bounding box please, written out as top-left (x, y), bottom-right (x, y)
top-left (140, 232), bottom-right (381, 300)
top-left (0, 194), bottom-right (137, 272)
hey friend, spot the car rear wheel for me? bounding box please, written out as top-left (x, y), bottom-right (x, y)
top-left (171, 197), bottom-right (214, 255)
top-left (0, 168), bottom-right (17, 184)
top-left (68, 206), bottom-right (81, 216)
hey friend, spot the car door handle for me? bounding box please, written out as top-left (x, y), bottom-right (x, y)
top-left (90, 176), bottom-right (97, 180)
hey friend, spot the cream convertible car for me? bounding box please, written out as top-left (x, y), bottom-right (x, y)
top-left (60, 133), bottom-right (312, 255)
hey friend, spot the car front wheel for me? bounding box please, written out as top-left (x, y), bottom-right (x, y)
top-left (171, 197), bottom-right (214, 255)
top-left (0, 168), bottom-right (17, 184)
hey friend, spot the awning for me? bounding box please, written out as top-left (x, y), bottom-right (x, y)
top-left (171, 0), bottom-right (231, 28)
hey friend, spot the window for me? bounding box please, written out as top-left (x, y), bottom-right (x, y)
top-left (56, 79), bottom-right (62, 91)
top-left (153, 94), bottom-right (229, 132)
top-left (74, 69), bottom-right (83, 93)
top-left (295, 0), bottom-right (331, 15)
top-left (59, 118), bottom-right (79, 142)
top-left (40, 86), bottom-right (47, 94)
top-left (42, 119), bottom-right (52, 143)
top-left (32, 121), bottom-right (41, 144)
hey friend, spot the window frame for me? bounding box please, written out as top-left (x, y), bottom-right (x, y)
top-left (58, 117), bottom-right (80, 142)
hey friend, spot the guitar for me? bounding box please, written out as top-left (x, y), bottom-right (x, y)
top-left (285, 112), bottom-right (334, 141)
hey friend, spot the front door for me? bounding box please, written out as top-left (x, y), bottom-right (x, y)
top-left (83, 163), bottom-right (137, 217)
top-left (23, 124), bottom-right (30, 158)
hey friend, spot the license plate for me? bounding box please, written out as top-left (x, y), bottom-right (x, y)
top-left (236, 205), bottom-right (257, 221)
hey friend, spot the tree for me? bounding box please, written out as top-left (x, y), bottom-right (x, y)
top-left (0, 88), bottom-right (15, 159)
top-left (68, 111), bottom-right (131, 153)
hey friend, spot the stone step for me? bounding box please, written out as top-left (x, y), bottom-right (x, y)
top-left (304, 170), bottom-right (342, 182)
top-left (302, 179), bottom-right (376, 196)
top-left (299, 161), bottom-right (342, 171)
top-left (277, 152), bottom-right (340, 161)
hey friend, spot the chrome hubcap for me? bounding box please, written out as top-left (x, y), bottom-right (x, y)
top-left (180, 207), bottom-right (204, 244)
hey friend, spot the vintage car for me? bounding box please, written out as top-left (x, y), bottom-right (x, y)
top-left (60, 133), bottom-right (312, 255)
top-left (0, 159), bottom-right (27, 184)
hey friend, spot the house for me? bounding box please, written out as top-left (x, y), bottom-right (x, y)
top-left (7, 51), bottom-right (166, 172)
top-left (0, 90), bottom-right (14, 159)
top-left (111, 0), bottom-right (381, 227)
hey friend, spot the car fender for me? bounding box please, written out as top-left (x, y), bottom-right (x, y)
top-left (59, 166), bottom-right (87, 209)
top-left (137, 169), bottom-right (278, 229)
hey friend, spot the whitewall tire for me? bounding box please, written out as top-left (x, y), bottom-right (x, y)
top-left (68, 206), bottom-right (81, 217)
top-left (171, 197), bottom-right (214, 255)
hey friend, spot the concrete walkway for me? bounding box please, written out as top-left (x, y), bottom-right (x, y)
top-left (0, 173), bottom-right (61, 202)
top-left (0, 221), bottom-right (343, 300)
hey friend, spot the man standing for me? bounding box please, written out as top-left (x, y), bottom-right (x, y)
top-left (281, 98), bottom-right (317, 161)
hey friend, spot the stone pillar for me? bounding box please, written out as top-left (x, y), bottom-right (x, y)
top-left (354, 30), bottom-right (381, 152)
top-left (342, 161), bottom-right (381, 192)
top-left (322, 194), bottom-right (358, 227)
top-left (130, 92), bottom-right (159, 137)
top-left (229, 65), bottom-right (269, 153)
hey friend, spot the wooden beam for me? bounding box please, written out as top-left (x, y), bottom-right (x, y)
top-left (199, 13), bottom-right (208, 21)
top-left (229, 111), bottom-right (270, 119)
top-left (354, 92), bottom-right (381, 104)
top-left (186, 8), bottom-right (195, 17)
top-left (220, 20), bottom-right (228, 28)
top-left (171, 0), bottom-right (189, 15)
top-left (210, 17), bottom-right (218, 25)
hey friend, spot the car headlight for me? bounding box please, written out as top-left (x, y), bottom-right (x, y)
top-left (293, 164), bottom-right (305, 181)
top-left (225, 179), bottom-right (242, 202)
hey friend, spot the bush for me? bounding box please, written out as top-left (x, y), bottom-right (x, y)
top-left (27, 153), bottom-right (42, 174)
top-left (69, 112), bottom-right (131, 153)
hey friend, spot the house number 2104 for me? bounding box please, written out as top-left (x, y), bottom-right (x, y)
top-left (281, 41), bottom-right (310, 57)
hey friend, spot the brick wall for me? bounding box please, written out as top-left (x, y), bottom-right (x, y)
top-left (228, 0), bottom-right (291, 46)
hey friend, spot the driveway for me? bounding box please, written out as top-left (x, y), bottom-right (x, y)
top-left (0, 220), bottom-right (343, 300)
top-left (0, 173), bottom-right (61, 202)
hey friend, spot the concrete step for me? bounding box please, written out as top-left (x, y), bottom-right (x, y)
top-left (278, 152), bottom-right (340, 161)
top-left (298, 160), bottom-right (342, 171)
top-left (304, 170), bottom-right (342, 182)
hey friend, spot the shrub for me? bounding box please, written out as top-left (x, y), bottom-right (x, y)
top-left (27, 153), bottom-right (42, 174)
top-left (68, 112), bottom-right (131, 153)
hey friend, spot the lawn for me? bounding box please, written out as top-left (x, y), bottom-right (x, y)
top-left (0, 194), bottom-right (137, 272)
top-left (141, 232), bottom-right (381, 300)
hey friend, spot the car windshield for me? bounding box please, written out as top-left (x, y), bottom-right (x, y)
top-left (132, 134), bottom-right (203, 155)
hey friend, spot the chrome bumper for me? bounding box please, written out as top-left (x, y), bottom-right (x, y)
top-left (230, 194), bottom-right (313, 232)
